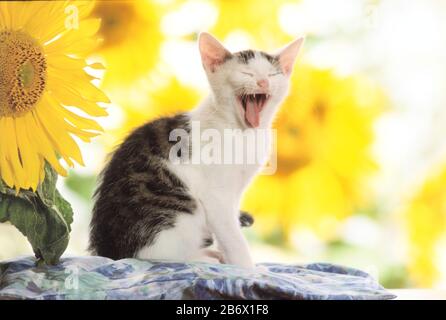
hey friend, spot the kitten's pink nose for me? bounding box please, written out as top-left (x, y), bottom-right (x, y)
top-left (257, 79), bottom-right (269, 89)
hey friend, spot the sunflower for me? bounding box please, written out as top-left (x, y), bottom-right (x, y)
top-left (0, 1), bottom-right (108, 192)
top-left (242, 65), bottom-right (385, 240)
top-left (91, 0), bottom-right (164, 87)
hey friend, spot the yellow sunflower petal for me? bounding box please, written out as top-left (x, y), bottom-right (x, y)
top-left (47, 80), bottom-right (108, 116)
top-left (44, 18), bottom-right (101, 55)
top-left (15, 117), bottom-right (40, 191)
top-left (3, 118), bottom-right (27, 190)
top-left (88, 62), bottom-right (106, 70)
top-left (63, 124), bottom-right (98, 143)
top-left (0, 120), bottom-right (15, 187)
top-left (6, 1), bottom-right (30, 29)
top-left (48, 75), bottom-right (110, 104)
top-left (49, 71), bottom-right (110, 103)
top-left (24, 112), bottom-right (67, 177)
top-left (0, 2), bottom-right (12, 29)
top-left (35, 97), bottom-right (85, 167)
top-left (49, 65), bottom-right (96, 84)
top-left (49, 98), bottom-right (103, 132)
top-left (22, 2), bottom-right (66, 42)
top-left (47, 54), bottom-right (87, 71)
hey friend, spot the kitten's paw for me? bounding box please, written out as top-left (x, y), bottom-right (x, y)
top-left (232, 260), bottom-right (255, 270)
top-left (192, 256), bottom-right (221, 264)
top-left (255, 265), bottom-right (270, 273)
top-left (191, 249), bottom-right (225, 264)
top-left (204, 249), bottom-right (226, 263)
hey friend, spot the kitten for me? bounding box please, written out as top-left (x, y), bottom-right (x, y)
top-left (89, 33), bottom-right (304, 269)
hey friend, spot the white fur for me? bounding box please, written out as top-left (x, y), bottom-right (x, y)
top-left (137, 33), bottom-right (303, 269)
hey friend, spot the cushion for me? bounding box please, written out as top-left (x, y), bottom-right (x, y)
top-left (0, 256), bottom-right (396, 300)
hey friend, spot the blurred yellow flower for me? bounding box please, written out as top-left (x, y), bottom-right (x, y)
top-left (403, 167), bottom-right (446, 286)
top-left (211, 0), bottom-right (290, 48)
top-left (243, 65), bottom-right (385, 240)
top-left (91, 0), bottom-right (163, 86)
top-left (104, 77), bottom-right (201, 148)
top-left (0, 1), bottom-right (108, 191)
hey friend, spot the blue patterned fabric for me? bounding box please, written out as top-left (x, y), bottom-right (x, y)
top-left (0, 256), bottom-right (396, 300)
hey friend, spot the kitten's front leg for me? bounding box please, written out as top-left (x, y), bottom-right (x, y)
top-left (201, 197), bottom-right (254, 269)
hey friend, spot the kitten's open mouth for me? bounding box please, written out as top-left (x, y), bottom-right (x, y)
top-left (238, 93), bottom-right (270, 128)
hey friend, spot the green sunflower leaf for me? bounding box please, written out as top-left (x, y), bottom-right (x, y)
top-left (0, 194), bottom-right (9, 222)
top-left (37, 163), bottom-right (58, 206)
top-left (0, 191), bottom-right (72, 265)
top-left (55, 189), bottom-right (74, 232)
top-left (0, 163), bottom-right (74, 266)
top-left (0, 179), bottom-right (6, 194)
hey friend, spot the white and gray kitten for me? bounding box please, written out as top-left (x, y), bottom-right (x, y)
top-left (89, 33), bottom-right (304, 269)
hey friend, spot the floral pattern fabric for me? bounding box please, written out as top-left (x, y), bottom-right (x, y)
top-left (0, 256), bottom-right (396, 300)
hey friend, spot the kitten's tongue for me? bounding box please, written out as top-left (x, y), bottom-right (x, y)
top-left (245, 99), bottom-right (262, 128)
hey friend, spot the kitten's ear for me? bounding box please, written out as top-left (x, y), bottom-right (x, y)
top-left (198, 32), bottom-right (232, 72)
top-left (276, 37), bottom-right (305, 76)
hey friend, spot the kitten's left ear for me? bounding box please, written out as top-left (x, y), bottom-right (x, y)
top-left (198, 32), bottom-right (232, 72)
top-left (276, 37), bottom-right (305, 76)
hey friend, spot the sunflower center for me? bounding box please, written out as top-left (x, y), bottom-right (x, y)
top-left (0, 30), bottom-right (47, 117)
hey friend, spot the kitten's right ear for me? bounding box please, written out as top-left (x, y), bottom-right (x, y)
top-left (275, 37), bottom-right (305, 76)
top-left (198, 32), bottom-right (232, 72)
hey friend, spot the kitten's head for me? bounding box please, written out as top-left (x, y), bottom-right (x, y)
top-left (198, 32), bottom-right (304, 128)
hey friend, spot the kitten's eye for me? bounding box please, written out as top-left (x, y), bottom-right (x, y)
top-left (241, 72), bottom-right (254, 77)
top-left (268, 72), bottom-right (282, 77)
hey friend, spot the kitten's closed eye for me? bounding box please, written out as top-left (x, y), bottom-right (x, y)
top-left (241, 72), bottom-right (254, 77)
top-left (268, 72), bottom-right (282, 77)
